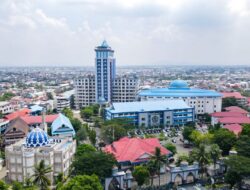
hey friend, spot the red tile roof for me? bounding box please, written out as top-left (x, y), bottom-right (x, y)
top-left (4, 108), bottom-right (31, 121)
top-left (21, 114), bottom-right (58, 125)
top-left (104, 137), bottom-right (170, 163)
top-left (223, 124), bottom-right (242, 136)
top-left (211, 112), bottom-right (245, 118)
top-left (221, 92), bottom-right (244, 99)
top-left (225, 106), bottom-right (248, 114)
top-left (218, 117), bottom-right (250, 124)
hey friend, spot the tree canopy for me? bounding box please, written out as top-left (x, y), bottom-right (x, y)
top-left (133, 166), bottom-right (150, 187)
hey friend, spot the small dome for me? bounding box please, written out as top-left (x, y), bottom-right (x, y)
top-left (26, 128), bottom-right (49, 148)
top-left (169, 80), bottom-right (189, 89)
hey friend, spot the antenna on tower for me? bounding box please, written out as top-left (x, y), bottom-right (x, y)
top-left (42, 108), bottom-right (48, 134)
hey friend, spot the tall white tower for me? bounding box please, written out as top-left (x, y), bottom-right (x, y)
top-left (95, 40), bottom-right (116, 103)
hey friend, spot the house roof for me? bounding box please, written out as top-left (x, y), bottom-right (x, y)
top-left (224, 106), bottom-right (248, 114)
top-left (221, 92), bottom-right (244, 99)
top-left (210, 112), bottom-right (245, 118)
top-left (30, 105), bottom-right (44, 112)
top-left (223, 124), bottom-right (242, 136)
top-left (218, 117), bottom-right (250, 124)
top-left (4, 108), bottom-right (31, 121)
top-left (104, 137), bottom-right (170, 163)
top-left (21, 114), bottom-right (58, 125)
top-left (51, 113), bottom-right (75, 136)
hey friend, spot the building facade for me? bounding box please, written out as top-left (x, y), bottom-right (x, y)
top-left (105, 100), bottom-right (195, 127)
top-left (112, 75), bottom-right (139, 103)
top-left (95, 40), bottom-right (116, 103)
top-left (74, 75), bottom-right (96, 109)
top-left (5, 128), bottom-right (76, 183)
top-left (138, 80), bottom-right (222, 114)
top-left (0, 101), bottom-right (14, 114)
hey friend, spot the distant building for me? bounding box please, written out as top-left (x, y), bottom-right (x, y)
top-left (138, 80), bottom-right (222, 114)
top-left (5, 128), bottom-right (76, 183)
top-left (74, 75), bottom-right (96, 109)
top-left (112, 75), bottom-right (139, 103)
top-left (221, 92), bottom-right (248, 106)
top-left (95, 40), bottom-right (116, 103)
top-left (0, 101), bottom-right (14, 114)
top-left (105, 100), bottom-right (194, 127)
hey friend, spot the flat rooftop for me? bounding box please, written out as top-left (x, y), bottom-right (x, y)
top-left (106, 100), bottom-right (191, 113)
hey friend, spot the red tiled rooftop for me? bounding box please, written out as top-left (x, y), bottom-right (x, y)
top-left (4, 108), bottom-right (31, 121)
top-left (223, 124), bottom-right (242, 136)
top-left (225, 106), bottom-right (248, 114)
top-left (221, 92), bottom-right (244, 99)
top-left (211, 112), bottom-right (245, 118)
top-left (218, 117), bottom-right (250, 124)
top-left (21, 114), bottom-right (58, 125)
top-left (104, 137), bottom-right (170, 163)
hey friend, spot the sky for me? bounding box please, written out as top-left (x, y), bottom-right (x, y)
top-left (0, 0), bottom-right (250, 67)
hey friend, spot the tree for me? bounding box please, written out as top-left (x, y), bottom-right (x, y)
top-left (31, 160), bottom-right (52, 190)
top-left (222, 97), bottom-right (238, 108)
top-left (76, 126), bottom-right (88, 142)
top-left (190, 143), bottom-right (210, 178)
top-left (71, 118), bottom-right (82, 132)
top-left (164, 143), bottom-right (177, 155)
top-left (88, 129), bottom-right (97, 146)
top-left (147, 160), bottom-right (157, 186)
top-left (240, 124), bottom-right (250, 137)
top-left (73, 151), bottom-right (116, 179)
top-left (190, 130), bottom-right (213, 146)
top-left (59, 175), bottom-right (102, 190)
top-left (61, 108), bottom-right (73, 119)
top-left (76, 144), bottom-right (96, 157)
top-left (12, 181), bottom-right (24, 190)
top-left (101, 125), bottom-right (127, 143)
top-left (150, 147), bottom-right (167, 187)
top-left (213, 128), bottom-right (237, 155)
top-left (209, 144), bottom-right (221, 171)
top-left (133, 166), bottom-right (150, 188)
top-left (176, 154), bottom-right (193, 166)
top-left (182, 125), bottom-right (195, 142)
top-left (0, 180), bottom-right (9, 190)
top-left (80, 108), bottom-right (93, 120)
top-left (235, 135), bottom-right (250, 157)
top-left (225, 155), bottom-right (250, 188)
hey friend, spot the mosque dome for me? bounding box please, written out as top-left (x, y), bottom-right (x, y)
top-left (169, 80), bottom-right (189, 89)
top-left (26, 128), bottom-right (49, 148)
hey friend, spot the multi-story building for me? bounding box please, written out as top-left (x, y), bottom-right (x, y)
top-left (5, 128), bottom-right (76, 183)
top-left (112, 75), bottom-right (139, 102)
top-left (74, 75), bottom-right (95, 109)
top-left (95, 40), bottom-right (116, 103)
top-left (56, 90), bottom-right (74, 112)
top-left (105, 100), bottom-right (195, 127)
top-left (0, 101), bottom-right (14, 114)
top-left (138, 80), bottom-right (222, 114)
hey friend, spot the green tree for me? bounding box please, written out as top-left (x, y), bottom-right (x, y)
top-left (80, 108), bottom-right (93, 120)
top-left (71, 118), bottom-right (82, 132)
top-left (210, 144), bottom-right (221, 171)
top-left (12, 181), bottom-right (24, 190)
top-left (76, 144), bottom-right (96, 157)
top-left (76, 126), bottom-right (88, 142)
top-left (133, 166), bottom-right (150, 188)
top-left (190, 130), bottom-right (213, 146)
top-left (0, 180), bottom-right (9, 190)
top-left (235, 135), bottom-right (250, 157)
top-left (147, 160), bottom-right (157, 186)
top-left (240, 124), bottom-right (250, 137)
top-left (225, 155), bottom-right (250, 188)
top-left (150, 147), bottom-right (167, 187)
top-left (61, 108), bottom-right (73, 119)
top-left (31, 160), bottom-right (52, 190)
top-left (213, 128), bottom-right (237, 155)
top-left (176, 154), bottom-right (193, 166)
top-left (190, 144), bottom-right (210, 178)
top-left (101, 125), bottom-right (127, 143)
top-left (222, 97), bottom-right (238, 108)
top-left (182, 125), bottom-right (195, 142)
top-left (59, 175), bottom-right (102, 190)
top-left (73, 151), bottom-right (116, 179)
top-left (88, 129), bottom-right (97, 146)
top-left (164, 143), bottom-right (177, 155)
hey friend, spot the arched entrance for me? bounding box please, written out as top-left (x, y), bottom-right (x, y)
top-left (186, 172), bottom-right (195, 183)
top-left (108, 177), bottom-right (121, 190)
top-left (174, 174), bottom-right (183, 185)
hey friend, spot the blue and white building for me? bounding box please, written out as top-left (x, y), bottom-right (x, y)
top-left (138, 80), bottom-right (222, 114)
top-left (95, 40), bottom-right (116, 103)
top-left (105, 100), bottom-right (195, 127)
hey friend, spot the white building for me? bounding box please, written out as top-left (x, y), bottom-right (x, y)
top-left (56, 90), bottom-right (74, 112)
top-left (74, 75), bottom-right (96, 109)
top-left (138, 80), bottom-right (222, 114)
top-left (112, 75), bottom-right (139, 103)
top-left (0, 101), bottom-right (14, 114)
top-left (5, 128), bottom-right (76, 183)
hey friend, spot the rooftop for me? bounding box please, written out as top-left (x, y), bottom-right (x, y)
top-left (4, 108), bottom-right (31, 121)
top-left (210, 112), bottom-right (245, 118)
top-left (224, 106), bottom-right (248, 114)
top-left (221, 92), bottom-right (245, 99)
top-left (106, 100), bottom-right (191, 113)
top-left (21, 114), bottom-right (58, 125)
top-left (218, 117), bottom-right (250, 124)
top-left (223, 124), bottom-right (242, 136)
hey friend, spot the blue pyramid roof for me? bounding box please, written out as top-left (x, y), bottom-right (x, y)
top-left (51, 113), bottom-right (75, 136)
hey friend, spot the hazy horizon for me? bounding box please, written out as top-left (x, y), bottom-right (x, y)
top-left (1, 0), bottom-right (250, 67)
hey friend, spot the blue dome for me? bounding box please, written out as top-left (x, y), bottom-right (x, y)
top-left (26, 128), bottom-right (49, 148)
top-left (169, 80), bottom-right (189, 89)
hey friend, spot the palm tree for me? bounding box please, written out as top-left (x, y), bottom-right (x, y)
top-left (150, 147), bottom-right (167, 188)
top-left (31, 160), bottom-right (52, 190)
top-left (210, 144), bottom-right (221, 174)
top-left (147, 160), bottom-right (157, 186)
top-left (191, 143), bottom-right (210, 179)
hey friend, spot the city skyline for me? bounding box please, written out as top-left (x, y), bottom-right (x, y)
top-left (0, 0), bottom-right (250, 67)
